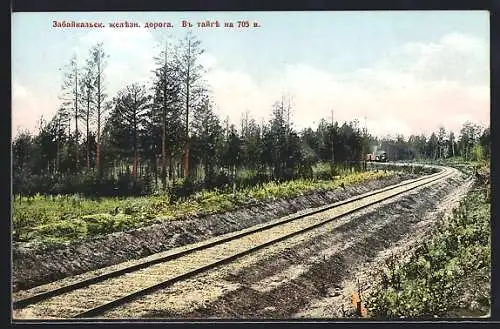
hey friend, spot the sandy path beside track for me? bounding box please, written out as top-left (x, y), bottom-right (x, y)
top-left (95, 168), bottom-right (469, 319)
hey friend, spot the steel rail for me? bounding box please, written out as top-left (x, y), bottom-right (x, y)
top-left (72, 166), bottom-right (453, 318)
top-left (13, 164), bottom-right (450, 318)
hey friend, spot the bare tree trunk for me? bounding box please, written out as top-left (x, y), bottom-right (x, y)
top-left (154, 155), bottom-right (158, 189)
top-left (56, 115), bottom-right (60, 173)
top-left (162, 112), bottom-right (167, 187)
top-left (168, 157), bottom-right (172, 183)
top-left (86, 89), bottom-right (91, 170)
top-left (162, 41), bottom-right (168, 190)
top-left (183, 39), bottom-right (191, 179)
top-left (183, 144), bottom-right (189, 178)
top-left (133, 108), bottom-right (138, 178)
top-left (96, 142), bottom-right (100, 171)
top-left (74, 67), bottom-right (79, 170)
top-left (96, 59), bottom-right (102, 173)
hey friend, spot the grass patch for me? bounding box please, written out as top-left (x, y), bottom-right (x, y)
top-left (13, 170), bottom-right (393, 245)
top-left (365, 181), bottom-right (491, 319)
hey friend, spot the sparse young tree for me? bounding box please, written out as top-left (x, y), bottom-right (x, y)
top-left (79, 61), bottom-right (96, 170)
top-left (437, 126), bottom-right (447, 159)
top-left (241, 115), bottom-right (263, 171)
top-left (176, 32), bottom-right (205, 178)
top-left (60, 54), bottom-right (81, 170)
top-left (152, 38), bottom-right (183, 188)
top-left (449, 131), bottom-right (456, 158)
top-left (479, 127), bottom-right (490, 159)
top-left (11, 32), bottom-right (492, 200)
top-left (53, 107), bottom-right (71, 172)
top-left (191, 96), bottom-right (224, 183)
top-left (112, 83), bottom-right (151, 177)
top-left (89, 43), bottom-right (108, 174)
top-left (427, 133), bottom-right (439, 159)
top-left (222, 124), bottom-right (242, 189)
top-left (459, 121), bottom-right (481, 161)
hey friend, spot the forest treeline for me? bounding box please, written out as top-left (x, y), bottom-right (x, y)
top-left (12, 33), bottom-right (491, 198)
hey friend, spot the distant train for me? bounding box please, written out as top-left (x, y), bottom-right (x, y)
top-left (365, 151), bottom-right (387, 162)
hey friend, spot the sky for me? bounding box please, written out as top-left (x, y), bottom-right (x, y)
top-left (11, 11), bottom-right (490, 138)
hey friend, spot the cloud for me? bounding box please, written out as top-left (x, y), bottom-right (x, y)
top-left (206, 32), bottom-right (489, 137)
top-left (12, 28), bottom-right (160, 136)
top-left (12, 31), bottom-right (489, 139)
top-left (382, 33), bottom-right (489, 85)
top-left (12, 82), bottom-right (27, 99)
top-left (12, 82), bottom-right (45, 134)
top-left (77, 28), bottom-right (158, 95)
top-left (199, 52), bottom-right (218, 71)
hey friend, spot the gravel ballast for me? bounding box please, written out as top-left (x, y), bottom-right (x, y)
top-left (12, 173), bottom-right (418, 291)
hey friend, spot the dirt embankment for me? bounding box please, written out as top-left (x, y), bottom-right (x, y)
top-left (109, 169), bottom-right (469, 319)
top-left (13, 173), bottom-right (418, 291)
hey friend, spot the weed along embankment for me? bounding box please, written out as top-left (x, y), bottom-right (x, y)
top-left (365, 175), bottom-right (491, 319)
top-left (83, 164), bottom-right (468, 319)
top-left (13, 168), bottom-right (420, 291)
top-left (11, 18), bottom-right (490, 320)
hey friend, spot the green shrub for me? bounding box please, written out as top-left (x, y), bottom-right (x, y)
top-left (169, 177), bottom-right (200, 202)
top-left (13, 207), bottom-right (51, 241)
top-left (366, 185), bottom-right (491, 318)
top-left (471, 145), bottom-right (484, 162)
top-left (12, 169), bottom-right (394, 243)
top-left (111, 213), bottom-right (138, 231)
top-left (32, 220), bottom-right (88, 241)
top-left (81, 213), bottom-right (115, 235)
top-left (81, 213), bottom-right (136, 235)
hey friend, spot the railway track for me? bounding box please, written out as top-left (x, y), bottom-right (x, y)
top-left (13, 165), bottom-right (456, 319)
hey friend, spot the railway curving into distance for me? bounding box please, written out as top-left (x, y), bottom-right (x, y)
top-left (12, 163), bottom-right (457, 319)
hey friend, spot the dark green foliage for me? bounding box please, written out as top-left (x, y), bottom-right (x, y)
top-left (12, 171), bottom-right (154, 197)
top-left (168, 177), bottom-right (199, 202)
top-left (81, 213), bottom-right (136, 235)
top-left (366, 182), bottom-right (491, 319)
top-left (235, 171), bottom-right (272, 189)
top-left (13, 116), bottom-right (487, 199)
top-left (12, 170), bottom-right (391, 244)
top-left (11, 32), bottom-right (490, 204)
top-left (33, 220), bottom-right (88, 241)
top-left (12, 207), bottom-right (48, 242)
top-left (206, 172), bottom-right (232, 190)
